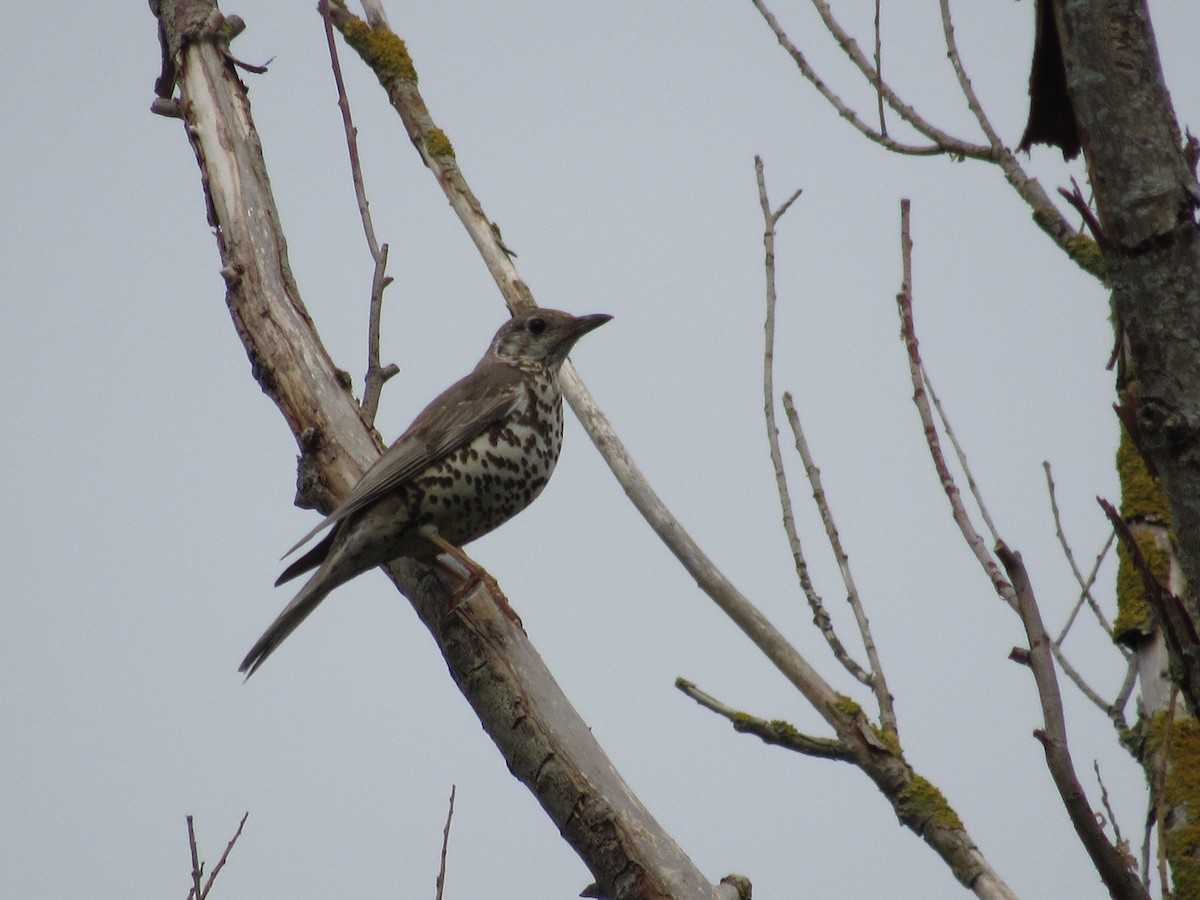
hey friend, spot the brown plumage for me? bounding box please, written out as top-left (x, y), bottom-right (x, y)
top-left (240, 309), bottom-right (611, 677)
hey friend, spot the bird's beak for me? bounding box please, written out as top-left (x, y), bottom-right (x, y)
top-left (569, 313), bottom-right (613, 337)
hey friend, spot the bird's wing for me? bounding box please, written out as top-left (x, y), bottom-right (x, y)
top-left (282, 363), bottom-right (526, 558)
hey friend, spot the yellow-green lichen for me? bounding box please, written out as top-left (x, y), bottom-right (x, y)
top-left (768, 719), bottom-right (799, 739)
top-left (1118, 427), bottom-right (1171, 524)
top-left (1064, 233), bottom-right (1107, 283)
top-left (1113, 531), bottom-right (1171, 642)
top-left (339, 16), bottom-right (417, 81)
top-left (897, 774), bottom-right (963, 832)
top-left (834, 695), bottom-right (863, 718)
top-left (1112, 425), bottom-right (1173, 644)
top-left (424, 128), bottom-right (455, 159)
top-left (1146, 715), bottom-right (1200, 897)
top-left (871, 725), bottom-right (902, 756)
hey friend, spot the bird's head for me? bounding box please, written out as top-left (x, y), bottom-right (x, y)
top-left (489, 309), bottom-right (612, 370)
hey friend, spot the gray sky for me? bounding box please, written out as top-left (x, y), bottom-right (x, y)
top-left (3, 2), bottom-right (1197, 898)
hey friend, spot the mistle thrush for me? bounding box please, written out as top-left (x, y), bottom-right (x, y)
top-left (240, 308), bottom-right (611, 676)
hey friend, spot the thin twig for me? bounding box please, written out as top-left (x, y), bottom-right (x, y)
top-left (1093, 761), bottom-right (1136, 875)
top-left (748, 0), bottom-right (1096, 277)
top-left (899, 210), bottom-right (1126, 729)
top-left (748, 0), bottom-right (973, 157)
top-left (937, 0), bottom-right (1006, 153)
top-left (798, 0), bottom-right (994, 157)
top-left (675, 678), bottom-right (853, 761)
top-left (1058, 177), bottom-right (1108, 250)
top-left (922, 365), bottom-right (1002, 547)
top-left (1094, 761), bottom-right (1122, 845)
top-left (435, 786), bottom-right (456, 900)
top-left (755, 157), bottom-right (873, 692)
top-left (1115, 655), bottom-right (1139, 722)
top-left (1038, 462), bottom-right (1134, 723)
top-left (186, 816), bottom-right (203, 900)
top-left (895, 200), bottom-right (1014, 605)
top-left (320, 0), bottom-right (397, 422)
top-left (1044, 461), bottom-right (1120, 643)
top-left (873, 0), bottom-right (885, 137)
top-left (196, 813), bottom-right (248, 900)
top-left (783, 393), bottom-right (896, 728)
top-left (1049, 646), bottom-right (1116, 721)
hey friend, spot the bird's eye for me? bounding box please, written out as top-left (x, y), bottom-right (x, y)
top-left (528, 317), bottom-right (546, 334)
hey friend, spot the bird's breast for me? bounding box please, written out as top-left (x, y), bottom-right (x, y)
top-left (413, 383), bottom-right (564, 546)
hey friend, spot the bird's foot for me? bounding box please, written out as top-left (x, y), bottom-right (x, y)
top-left (431, 537), bottom-right (524, 630)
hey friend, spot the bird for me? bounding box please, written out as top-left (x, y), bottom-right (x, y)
top-left (239, 308), bottom-right (612, 677)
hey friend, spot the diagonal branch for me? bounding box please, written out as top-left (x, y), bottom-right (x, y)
top-left (676, 678), bottom-right (853, 761)
top-left (150, 4), bottom-right (736, 897)
top-left (321, 8), bottom-right (1019, 897)
top-left (1045, 462), bottom-right (1119, 642)
top-left (897, 200), bottom-right (1144, 893)
top-left (996, 544), bottom-right (1151, 900)
top-left (936, 0), bottom-right (1005, 155)
top-left (783, 392), bottom-right (895, 728)
top-left (895, 201), bottom-right (1015, 606)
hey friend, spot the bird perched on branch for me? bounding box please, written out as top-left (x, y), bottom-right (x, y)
top-left (240, 308), bottom-right (612, 677)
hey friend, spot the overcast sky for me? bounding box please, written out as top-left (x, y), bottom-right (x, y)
top-left (4, 2), bottom-right (1198, 898)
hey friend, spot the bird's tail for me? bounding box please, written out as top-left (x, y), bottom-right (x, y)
top-left (240, 567), bottom-right (342, 678)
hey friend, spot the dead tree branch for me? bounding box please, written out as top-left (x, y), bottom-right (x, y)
top-left (149, 4), bottom-right (737, 896)
top-left (319, 0), bottom-right (397, 422)
top-left (748, 0), bottom-right (1102, 278)
top-left (435, 786), bottom-right (455, 900)
top-left (996, 544), bottom-right (1150, 900)
top-left (676, 678), bottom-right (853, 761)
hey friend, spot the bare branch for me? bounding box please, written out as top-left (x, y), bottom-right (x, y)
top-left (1094, 762), bottom-right (1137, 874)
top-left (186, 816), bottom-right (203, 900)
top-left (362, 242), bottom-right (400, 421)
top-left (326, 4), bottom-right (537, 315)
top-left (899, 210), bottom-right (1129, 732)
top-left (1115, 656), bottom-right (1139, 721)
top-left (749, 0), bottom-right (1100, 278)
top-left (676, 678), bottom-right (853, 761)
top-left (435, 786), bottom-right (455, 900)
top-left (895, 200), bottom-right (1015, 606)
top-left (153, 4), bottom-right (738, 895)
top-left (196, 813), bottom-right (248, 900)
top-left (996, 543), bottom-right (1150, 900)
top-left (1048, 641), bottom-right (1119, 723)
top-left (921, 365), bottom-right (1002, 548)
top-left (783, 392), bottom-right (895, 726)
top-left (937, 0), bottom-right (1005, 153)
top-left (766, 0), bottom-right (993, 157)
top-left (319, 0), bottom-right (397, 422)
top-left (748, 0), bottom-right (964, 156)
top-left (1058, 178), bottom-right (1109, 251)
top-left (1044, 462), bottom-right (1120, 642)
top-left (755, 157), bottom-right (874, 691)
top-left (873, 0), bottom-right (885, 137)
